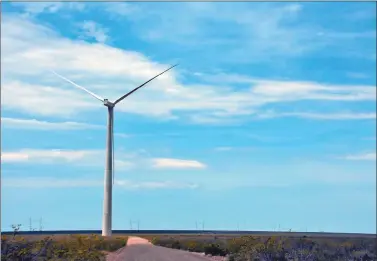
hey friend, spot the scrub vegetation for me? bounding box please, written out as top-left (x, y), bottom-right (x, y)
top-left (147, 234), bottom-right (377, 261)
top-left (2, 225), bottom-right (376, 261)
top-left (1, 226), bottom-right (128, 261)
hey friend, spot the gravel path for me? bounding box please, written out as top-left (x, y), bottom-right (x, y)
top-left (106, 237), bottom-right (228, 261)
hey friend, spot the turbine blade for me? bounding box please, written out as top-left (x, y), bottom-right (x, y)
top-left (50, 70), bottom-right (105, 102)
top-left (113, 64), bottom-right (178, 105)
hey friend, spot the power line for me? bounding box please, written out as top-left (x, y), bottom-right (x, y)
top-left (28, 217), bottom-right (43, 231)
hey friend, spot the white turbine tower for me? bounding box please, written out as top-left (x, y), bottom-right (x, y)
top-left (51, 64), bottom-right (178, 236)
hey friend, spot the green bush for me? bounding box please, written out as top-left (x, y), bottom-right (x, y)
top-left (204, 243), bottom-right (227, 256)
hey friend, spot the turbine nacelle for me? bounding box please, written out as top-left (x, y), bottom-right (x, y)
top-left (103, 99), bottom-right (114, 108)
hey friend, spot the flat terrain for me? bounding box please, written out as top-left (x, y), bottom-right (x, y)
top-left (3, 231), bottom-right (376, 260)
top-left (106, 237), bottom-right (219, 261)
top-left (3, 229), bottom-right (375, 238)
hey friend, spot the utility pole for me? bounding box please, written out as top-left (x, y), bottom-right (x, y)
top-left (29, 217), bottom-right (32, 232)
top-left (195, 221), bottom-right (205, 233)
top-left (201, 221), bottom-right (205, 232)
top-left (129, 220), bottom-right (139, 231)
top-left (39, 218), bottom-right (43, 231)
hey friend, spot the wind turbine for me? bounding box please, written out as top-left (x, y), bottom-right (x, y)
top-left (51, 64), bottom-right (178, 236)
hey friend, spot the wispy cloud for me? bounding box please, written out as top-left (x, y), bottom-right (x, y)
top-left (1, 149), bottom-right (207, 171)
top-left (2, 13), bottom-right (375, 125)
top-left (11, 2), bottom-right (84, 15)
top-left (1, 117), bottom-right (103, 130)
top-left (105, 2), bottom-right (137, 17)
top-left (1, 152), bottom-right (30, 163)
top-left (2, 177), bottom-right (198, 190)
top-left (114, 133), bottom-right (131, 138)
top-left (341, 152), bottom-right (376, 161)
top-left (105, 2), bottom-right (375, 61)
top-left (188, 114), bottom-right (241, 125)
top-left (116, 180), bottom-right (198, 189)
top-left (151, 158), bottom-right (207, 169)
top-left (258, 111), bottom-right (376, 120)
top-left (2, 81), bottom-right (97, 117)
top-left (214, 146), bottom-right (256, 152)
top-left (1, 149), bottom-right (102, 163)
top-left (250, 80), bottom-right (376, 101)
top-left (1, 149), bottom-right (134, 170)
top-left (79, 21), bottom-right (109, 43)
top-left (346, 72), bottom-right (371, 79)
top-left (214, 147), bottom-right (233, 152)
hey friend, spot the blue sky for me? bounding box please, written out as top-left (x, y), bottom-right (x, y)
top-left (1, 2), bottom-right (376, 233)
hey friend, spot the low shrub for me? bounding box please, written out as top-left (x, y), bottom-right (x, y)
top-left (204, 243), bottom-right (227, 256)
top-left (149, 235), bottom-right (377, 261)
top-left (1, 234), bottom-right (128, 261)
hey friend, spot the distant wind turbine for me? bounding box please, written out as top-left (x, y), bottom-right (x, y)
top-left (51, 64), bottom-right (178, 236)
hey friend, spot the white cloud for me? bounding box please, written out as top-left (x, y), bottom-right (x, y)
top-left (198, 73), bottom-right (376, 102)
top-left (1, 152), bottom-right (30, 163)
top-left (2, 177), bottom-right (198, 190)
top-left (105, 2), bottom-right (137, 17)
top-left (11, 2), bottom-right (84, 15)
top-left (2, 81), bottom-right (97, 117)
top-left (291, 112), bottom-right (376, 120)
top-left (250, 80), bottom-right (376, 101)
top-left (214, 147), bottom-right (233, 151)
top-left (105, 2), bottom-right (375, 62)
top-left (1, 117), bottom-right (103, 130)
top-left (115, 180), bottom-right (198, 189)
top-left (1, 14), bottom-right (375, 125)
top-left (11, 2), bottom-right (64, 14)
top-left (342, 152), bottom-right (376, 161)
top-left (79, 21), bottom-right (109, 43)
top-left (114, 133), bottom-right (131, 138)
top-left (188, 114), bottom-right (241, 125)
top-left (3, 178), bottom-right (102, 188)
top-left (152, 158), bottom-right (207, 169)
top-left (258, 111), bottom-right (376, 120)
top-left (213, 146), bottom-right (256, 152)
top-left (1, 149), bottom-right (101, 163)
top-left (111, 3), bottom-right (311, 59)
top-left (346, 72), bottom-right (370, 79)
top-left (1, 149), bottom-right (206, 171)
top-left (1, 149), bottom-right (134, 170)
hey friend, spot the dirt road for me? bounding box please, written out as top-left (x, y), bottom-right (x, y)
top-left (106, 236), bottom-right (222, 261)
